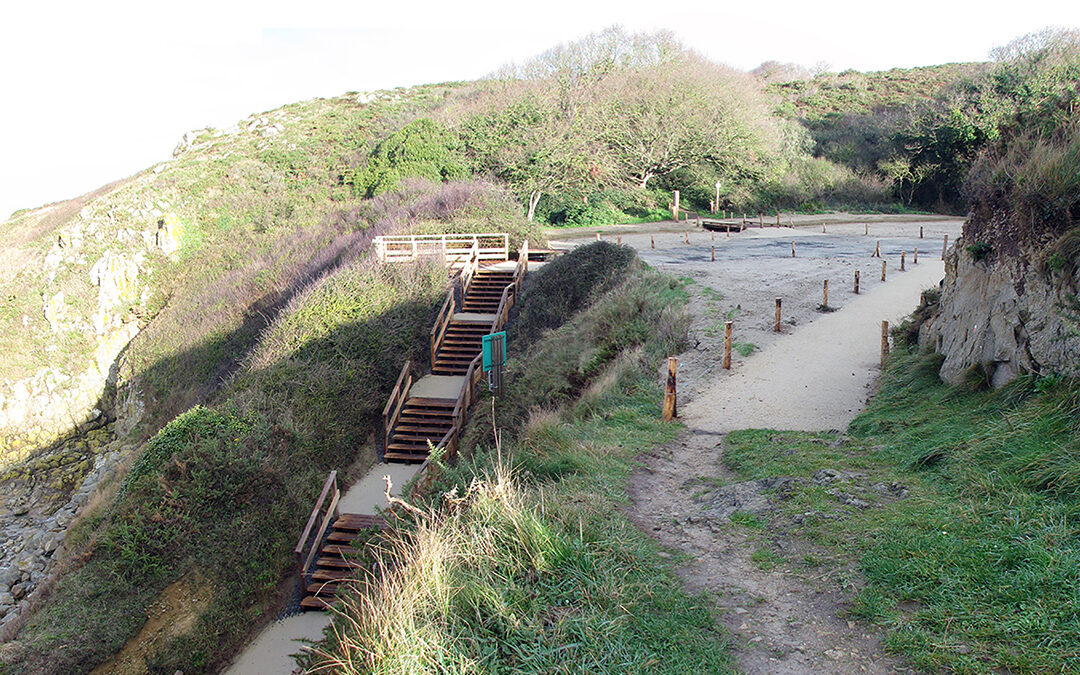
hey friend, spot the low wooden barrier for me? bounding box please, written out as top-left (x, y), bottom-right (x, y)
top-left (373, 233), bottom-right (508, 266)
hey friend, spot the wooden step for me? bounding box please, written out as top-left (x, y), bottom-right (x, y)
top-left (394, 423), bottom-right (453, 434)
top-left (404, 397), bottom-right (456, 408)
top-left (301, 596), bottom-right (336, 611)
top-left (322, 544), bottom-right (360, 556)
top-left (327, 530), bottom-right (359, 544)
top-left (307, 581), bottom-right (343, 595)
top-left (312, 568), bottom-right (353, 581)
top-left (384, 450), bottom-right (431, 462)
top-left (316, 557), bottom-right (365, 569)
top-left (333, 514), bottom-right (387, 531)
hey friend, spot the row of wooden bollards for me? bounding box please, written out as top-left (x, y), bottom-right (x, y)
top-left (662, 319), bottom-right (895, 421)
top-left (610, 231), bottom-right (950, 263)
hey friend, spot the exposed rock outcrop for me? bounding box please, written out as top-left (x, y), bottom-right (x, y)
top-left (921, 235), bottom-right (1080, 387)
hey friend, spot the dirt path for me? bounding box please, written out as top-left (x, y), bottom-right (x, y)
top-left (619, 218), bottom-right (956, 674)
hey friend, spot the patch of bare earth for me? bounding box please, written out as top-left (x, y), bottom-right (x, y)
top-left (90, 573), bottom-right (211, 675)
top-left (629, 432), bottom-right (911, 674)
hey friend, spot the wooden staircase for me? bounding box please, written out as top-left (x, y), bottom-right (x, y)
top-left (293, 240), bottom-right (533, 612)
top-left (383, 397), bottom-right (457, 462)
top-left (301, 513), bottom-right (387, 610)
top-left (461, 268), bottom-right (515, 313)
top-left (433, 320), bottom-right (488, 375)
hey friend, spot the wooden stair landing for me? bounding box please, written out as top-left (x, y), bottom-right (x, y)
top-left (300, 513), bottom-right (386, 611)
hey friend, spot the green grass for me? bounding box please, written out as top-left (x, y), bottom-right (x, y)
top-left (309, 253), bottom-right (733, 673)
top-left (722, 348), bottom-right (1080, 673)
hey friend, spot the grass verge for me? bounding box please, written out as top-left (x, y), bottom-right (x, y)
top-left (722, 347), bottom-right (1080, 673)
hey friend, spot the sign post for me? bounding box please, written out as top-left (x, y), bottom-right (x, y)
top-left (482, 332), bottom-right (507, 394)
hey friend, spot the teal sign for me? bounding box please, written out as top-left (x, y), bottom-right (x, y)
top-left (482, 332), bottom-right (507, 372)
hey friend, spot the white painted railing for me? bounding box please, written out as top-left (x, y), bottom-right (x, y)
top-left (373, 233), bottom-right (509, 267)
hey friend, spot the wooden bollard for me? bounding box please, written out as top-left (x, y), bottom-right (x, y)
top-left (712, 231), bottom-right (715, 241)
top-left (823, 279), bottom-right (829, 308)
top-left (595, 232), bottom-right (600, 241)
top-left (881, 321), bottom-right (890, 369)
top-left (697, 215), bottom-right (702, 228)
top-left (662, 357), bottom-right (678, 421)
top-left (685, 232), bottom-right (689, 244)
top-left (711, 246), bottom-right (715, 262)
top-left (617, 236), bottom-right (622, 245)
top-left (881, 260), bottom-right (887, 281)
top-left (914, 247), bottom-right (918, 264)
top-left (759, 212), bottom-right (764, 227)
top-left (873, 241), bottom-right (881, 257)
top-left (791, 241), bottom-right (796, 258)
top-left (776, 213), bottom-right (781, 227)
top-left (854, 270), bottom-right (860, 294)
top-left (865, 223), bottom-right (869, 236)
top-left (822, 223), bottom-right (827, 233)
top-left (723, 321), bottom-right (733, 370)
top-left (942, 234), bottom-right (949, 260)
top-left (789, 217), bottom-right (794, 228)
top-left (672, 190), bottom-right (680, 220)
top-left (920, 226), bottom-right (924, 239)
top-left (901, 251), bottom-right (906, 271)
top-left (651, 236), bottom-right (655, 249)
top-left (774, 298), bottom-right (781, 332)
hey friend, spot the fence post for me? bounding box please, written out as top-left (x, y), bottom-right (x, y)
top-left (920, 226), bottom-right (924, 239)
top-left (662, 357), bottom-right (678, 421)
top-left (723, 321), bottom-right (733, 370)
top-left (854, 270), bottom-right (860, 294)
top-left (901, 251), bottom-right (906, 271)
top-left (881, 321), bottom-right (890, 368)
top-left (651, 235), bottom-right (655, 249)
top-left (791, 241), bottom-right (796, 258)
top-left (596, 232), bottom-right (600, 241)
top-left (672, 190), bottom-right (680, 220)
top-left (914, 247), bottom-right (918, 264)
top-left (881, 260), bottom-right (887, 281)
top-left (865, 223), bottom-right (868, 236)
top-left (711, 246), bottom-right (715, 261)
top-left (942, 234), bottom-right (949, 260)
top-left (774, 298), bottom-right (781, 332)
top-left (823, 280), bottom-right (829, 308)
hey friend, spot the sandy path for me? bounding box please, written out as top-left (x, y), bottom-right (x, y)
top-left (685, 260), bottom-right (944, 432)
top-left (624, 218), bottom-right (950, 674)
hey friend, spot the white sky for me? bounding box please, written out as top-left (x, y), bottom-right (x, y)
top-left (1, 0), bottom-right (1078, 222)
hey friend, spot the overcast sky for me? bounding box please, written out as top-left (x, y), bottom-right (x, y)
top-left (1, 0), bottom-right (1078, 221)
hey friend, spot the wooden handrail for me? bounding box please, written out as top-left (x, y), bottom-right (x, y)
top-left (430, 289), bottom-right (455, 366)
top-left (461, 242), bottom-right (479, 299)
top-left (303, 485), bottom-right (340, 575)
top-left (295, 471), bottom-right (338, 557)
top-left (295, 471), bottom-right (339, 582)
top-left (383, 361), bottom-right (412, 451)
top-left (490, 282), bottom-right (516, 333)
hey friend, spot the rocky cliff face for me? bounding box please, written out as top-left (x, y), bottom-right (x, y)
top-left (921, 234), bottom-right (1080, 387)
